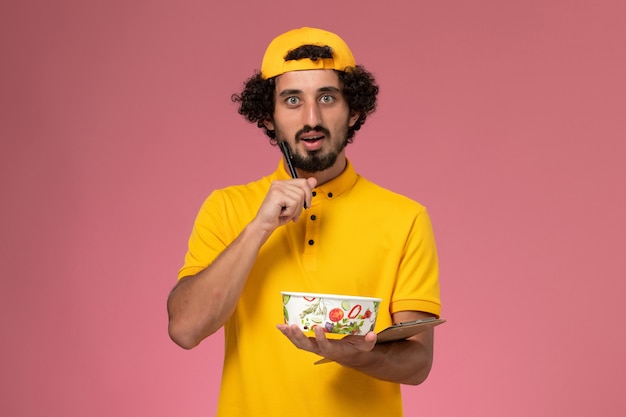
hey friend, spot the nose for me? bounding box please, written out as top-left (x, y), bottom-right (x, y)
top-left (303, 101), bottom-right (322, 127)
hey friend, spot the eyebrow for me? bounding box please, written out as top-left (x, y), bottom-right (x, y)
top-left (278, 86), bottom-right (342, 97)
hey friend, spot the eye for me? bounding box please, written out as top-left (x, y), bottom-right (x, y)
top-left (320, 95), bottom-right (335, 104)
top-left (286, 96), bottom-right (300, 106)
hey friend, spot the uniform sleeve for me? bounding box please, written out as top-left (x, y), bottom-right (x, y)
top-left (390, 207), bottom-right (441, 317)
top-left (177, 191), bottom-right (229, 280)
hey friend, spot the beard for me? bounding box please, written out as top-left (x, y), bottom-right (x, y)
top-left (275, 124), bottom-right (349, 173)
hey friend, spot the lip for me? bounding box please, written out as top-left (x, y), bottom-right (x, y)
top-left (299, 131), bottom-right (326, 151)
top-left (299, 136), bottom-right (324, 151)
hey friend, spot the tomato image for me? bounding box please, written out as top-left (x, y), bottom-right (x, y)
top-left (328, 308), bottom-right (344, 322)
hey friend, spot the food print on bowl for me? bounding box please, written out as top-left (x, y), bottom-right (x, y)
top-left (281, 292), bottom-right (382, 336)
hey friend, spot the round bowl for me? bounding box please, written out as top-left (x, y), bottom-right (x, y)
top-left (281, 292), bottom-right (382, 336)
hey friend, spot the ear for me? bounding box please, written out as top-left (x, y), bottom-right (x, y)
top-left (348, 111), bottom-right (360, 127)
top-left (262, 117), bottom-right (275, 131)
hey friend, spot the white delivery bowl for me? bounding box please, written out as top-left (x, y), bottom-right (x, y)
top-left (281, 292), bottom-right (382, 336)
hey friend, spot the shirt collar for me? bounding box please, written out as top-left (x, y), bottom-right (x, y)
top-left (274, 158), bottom-right (358, 199)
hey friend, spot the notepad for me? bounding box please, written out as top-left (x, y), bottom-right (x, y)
top-left (313, 317), bottom-right (446, 365)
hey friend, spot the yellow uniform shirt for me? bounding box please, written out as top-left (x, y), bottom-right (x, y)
top-left (179, 159), bottom-right (441, 417)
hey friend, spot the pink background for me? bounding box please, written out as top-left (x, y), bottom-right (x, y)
top-left (1, 1), bottom-right (625, 416)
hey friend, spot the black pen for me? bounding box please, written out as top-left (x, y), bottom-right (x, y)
top-left (279, 141), bottom-right (298, 179)
top-left (279, 142), bottom-right (307, 209)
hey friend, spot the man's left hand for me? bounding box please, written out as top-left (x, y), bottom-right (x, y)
top-left (276, 323), bottom-right (377, 364)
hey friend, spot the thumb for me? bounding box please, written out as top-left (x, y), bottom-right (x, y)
top-left (306, 177), bottom-right (318, 189)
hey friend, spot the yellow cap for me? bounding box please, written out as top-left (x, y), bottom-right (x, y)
top-left (260, 27), bottom-right (356, 79)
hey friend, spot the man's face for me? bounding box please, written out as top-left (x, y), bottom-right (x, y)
top-left (265, 70), bottom-right (359, 174)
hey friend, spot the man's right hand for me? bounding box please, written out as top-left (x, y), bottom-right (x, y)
top-left (168, 176), bottom-right (316, 349)
top-left (254, 177), bottom-right (317, 231)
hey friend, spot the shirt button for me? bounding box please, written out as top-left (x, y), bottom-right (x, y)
top-left (312, 191), bottom-right (317, 197)
top-left (310, 214), bottom-right (316, 221)
top-left (308, 239), bottom-right (315, 246)
top-left (327, 192), bottom-right (333, 198)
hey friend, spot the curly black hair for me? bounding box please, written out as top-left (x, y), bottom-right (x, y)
top-left (231, 45), bottom-right (379, 143)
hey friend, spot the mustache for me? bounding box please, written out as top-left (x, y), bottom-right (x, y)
top-left (295, 125), bottom-right (331, 142)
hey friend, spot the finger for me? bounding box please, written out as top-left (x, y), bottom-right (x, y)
top-left (281, 179), bottom-right (315, 213)
top-left (289, 179), bottom-right (315, 213)
top-left (305, 177), bottom-right (318, 208)
top-left (364, 331), bottom-right (377, 345)
top-left (278, 197), bottom-right (304, 223)
top-left (313, 327), bottom-right (340, 357)
top-left (271, 184), bottom-right (306, 221)
top-left (313, 326), bottom-right (332, 350)
top-left (277, 324), bottom-right (318, 351)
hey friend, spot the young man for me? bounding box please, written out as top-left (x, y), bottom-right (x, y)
top-left (168, 27), bottom-right (441, 416)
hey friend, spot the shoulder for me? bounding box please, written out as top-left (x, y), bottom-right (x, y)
top-left (354, 175), bottom-right (428, 213)
top-left (207, 173), bottom-right (275, 204)
top-left (193, 174), bottom-right (276, 224)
